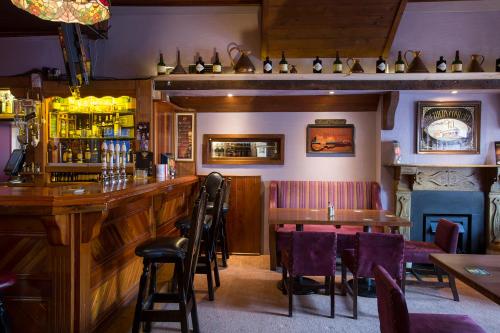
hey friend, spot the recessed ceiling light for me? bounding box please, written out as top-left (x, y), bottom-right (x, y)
top-left (451, 90), bottom-right (458, 94)
top-left (329, 91), bottom-right (335, 95)
top-left (227, 93), bottom-right (233, 97)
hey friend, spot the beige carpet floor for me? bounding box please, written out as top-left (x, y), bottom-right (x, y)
top-left (102, 255), bottom-right (499, 333)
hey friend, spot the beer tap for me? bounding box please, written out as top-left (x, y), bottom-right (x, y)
top-left (108, 142), bottom-right (115, 183)
top-left (120, 142), bottom-right (127, 181)
top-left (115, 142), bottom-right (121, 183)
top-left (101, 141), bottom-right (108, 185)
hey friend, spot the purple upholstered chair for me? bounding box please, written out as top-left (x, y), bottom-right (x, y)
top-left (341, 232), bottom-right (404, 319)
top-left (281, 232), bottom-right (337, 318)
top-left (373, 265), bottom-right (486, 333)
top-left (403, 219), bottom-right (460, 301)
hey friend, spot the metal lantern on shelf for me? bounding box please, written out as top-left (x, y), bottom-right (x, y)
top-left (10, 0), bottom-right (110, 25)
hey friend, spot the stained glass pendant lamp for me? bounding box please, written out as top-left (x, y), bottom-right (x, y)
top-left (11, 0), bottom-right (110, 25)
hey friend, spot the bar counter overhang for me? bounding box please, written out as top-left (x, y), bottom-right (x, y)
top-left (0, 176), bottom-right (199, 333)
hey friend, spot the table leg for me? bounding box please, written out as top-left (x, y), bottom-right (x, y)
top-left (347, 278), bottom-right (377, 298)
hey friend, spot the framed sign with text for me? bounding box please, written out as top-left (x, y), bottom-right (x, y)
top-left (416, 101), bottom-right (481, 154)
top-left (175, 112), bottom-right (195, 161)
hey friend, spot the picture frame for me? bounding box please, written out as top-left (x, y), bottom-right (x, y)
top-left (495, 141), bottom-right (500, 165)
top-left (174, 112), bottom-right (195, 161)
top-left (306, 124), bottom-right (355, 155)
top-left (416, 101), bottom-right (481, 154)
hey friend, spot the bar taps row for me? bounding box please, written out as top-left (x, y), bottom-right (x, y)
top-left (101, 141), bottom-right (127, 184)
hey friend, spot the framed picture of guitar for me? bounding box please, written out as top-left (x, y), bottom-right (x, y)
top-left (306, 124), bottom-right (355, 155)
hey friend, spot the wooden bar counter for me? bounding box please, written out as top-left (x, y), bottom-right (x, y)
top-left (0, 176), bottom-right (198, 333)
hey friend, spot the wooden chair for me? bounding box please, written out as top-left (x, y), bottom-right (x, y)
top-left (132, 188), bottom-right (208, 333)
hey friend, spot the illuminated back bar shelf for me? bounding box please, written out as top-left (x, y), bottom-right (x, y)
top-left (46, 95), bottom-right (136, 182)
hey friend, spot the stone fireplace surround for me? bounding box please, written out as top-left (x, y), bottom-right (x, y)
top-left (389, 164), bottom-right (500, 254)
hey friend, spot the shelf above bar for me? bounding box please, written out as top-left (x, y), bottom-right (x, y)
top-left (46, 163), bottom-right (135, 173)
top-left (154, 73), bottom-right (500, 93)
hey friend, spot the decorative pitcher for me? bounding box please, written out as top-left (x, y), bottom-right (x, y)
top-left (346, 58), bottom-right (364, 73)
top-left (227, 42), bottom-right (255, 74)
top-left (468, 54), bottom-right (485, 72)
top-left (404, 50), bottom-right (429, 73)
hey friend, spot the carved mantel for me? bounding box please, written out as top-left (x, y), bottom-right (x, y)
top-left (387, 164), bottom-right (500, 254)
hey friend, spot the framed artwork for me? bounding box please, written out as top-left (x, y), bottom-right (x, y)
top-left (416, 101), bottom-right (481, 154)
top-left (174, 112), bottom-right (195, 161)
top-left (306, 124), bottom-right (355, 155)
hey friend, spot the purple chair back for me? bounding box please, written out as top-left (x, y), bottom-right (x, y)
top-left (434, 219), bottom-right (459, 254)
top-left (287, 232), bottom-right (337, 277)
top-left (355, 232), bottom-right (404, 279)
top-left (373, 265), bottom-right (410, 333)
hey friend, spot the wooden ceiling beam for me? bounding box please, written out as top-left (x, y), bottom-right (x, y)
top-left (169, 94), bottom-right (381, 112)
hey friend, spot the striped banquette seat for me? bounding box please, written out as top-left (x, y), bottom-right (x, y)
top-left (269, 180), bottom-right (383, 270)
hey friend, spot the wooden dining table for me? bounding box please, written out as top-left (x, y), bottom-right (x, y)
top-left (430, 254), bottom-right (500, 305)
top-left (269, 208), bottom-right (411, 296)
top-left (268, 208), bottom-right (411, 232)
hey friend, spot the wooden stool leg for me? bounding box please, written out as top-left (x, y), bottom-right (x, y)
top-left (190, 291), bottom-right (200, 333)
top-left (207, 265), bottom-right (215, 301)
top-left (214, 256), bottom-right (221, 288)
top-left (281, 266), bottom-right (288, 295)
top-left (180, 300), bottom-right (189, 333)
top-left (435, 266), bottom-right (444, 283)
top-left (143, 263), bottom-right (157, 332)
top-left (132, 260), bottom-right (150, 333)
top-left (341, 264), bottom-right (347, 296)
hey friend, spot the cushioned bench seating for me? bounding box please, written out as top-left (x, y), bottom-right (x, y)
top-left (268, 180), bottom-right (383, 270)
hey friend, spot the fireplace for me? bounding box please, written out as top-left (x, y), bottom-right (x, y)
top-left (389, 164), bottom-right (499, 254)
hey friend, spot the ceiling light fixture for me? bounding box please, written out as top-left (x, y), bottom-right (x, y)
top-left (11, 0), bottom-right (110, 25)
top-left (329, 91), bottom-right (335, 95)
top-left (451, 90), bottom-right (458, 94)
top-left (227, 93), bottom-right (233, 97)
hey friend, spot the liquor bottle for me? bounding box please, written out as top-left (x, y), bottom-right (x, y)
top-left (313, 56), bottom-right (323, 73)
top-left (263, 56), bottom-right (272, 74)
top-left (451, 50), bottom-right (463, 73)
top-left (212, 52), bottom-right (222, 74)
top-left (195, 57), bottom-right (205, 74)
top-left (91, 145), bottom-right (99, 163)
top-left (66, 146), bottom-right (72, 163)
top-left (333, 51), bottom-right (343, 73)
top-left (497, 58), bottom-right (500, 72)
top-left (157, 52), bottom-right (167, 75)
top-left (436, 56), bottom-right (447, 73)
top-left (113, 112), bottom-right (121, 137)
top-left (77, 144), bottom-right (84, 163)
top-left (92, 115), bottom-right (99, 137)
top-left (84, 144), bottom-right (91, 162)
top-left (279, 51), bottom-right (288, 74)
top-left (376, 56), bottom-right (387, 73)
top-left (395, 51), bottom-right (405, 73)
top-left (76, 119), bottom-right (82, 138)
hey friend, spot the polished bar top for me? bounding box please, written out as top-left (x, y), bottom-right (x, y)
top-left (269, 208), bottom-right (411, 227)
top-left (0, 176), bottom-right (198, 208)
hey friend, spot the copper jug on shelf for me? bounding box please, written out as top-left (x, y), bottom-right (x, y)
top-left (468, 54), bottom-right (485, 72)
top-left (346, 58), bottom-right (364, 73)
top-left (404, 50), bottom-right (429, 73)
top-left (227, 42), bottom-right (255, 74)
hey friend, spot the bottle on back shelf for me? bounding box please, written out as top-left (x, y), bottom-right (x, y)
top-left (212, 52), bottom-right (222, 74)
top-left (333, 51), bottom-right (343, 73)
top-left (395, 51), bottom-right (405, 73)
top-left (263, 56), bottom-right (273, 74)
top-left (157, 52), bottom-right (167, 75)
top-left (195, 56), bottom-right (205, 74)
top-left (376, 56), bottom-right (387, 73)
top-left (84, 144), bottom-right (91, 163)
top-left (279, 51), bottom-right (288, 74)
top-left (451, 50), bottom-right (463, 73)
top-left (313, 56), bottom-right (323, 73)
top-left (113, 112), bottom-right (121, 137)
top-left (436, 56), bottom-right (447, 73)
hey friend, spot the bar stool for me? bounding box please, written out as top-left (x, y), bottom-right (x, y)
top-left (132, 188), bottom-right (208, 333)
top-left (0, 272), bottom-right (16, 333)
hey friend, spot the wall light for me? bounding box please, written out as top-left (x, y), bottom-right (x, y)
top-left (451, 90), bottom-right (458, 94)
top-left (227, 93), bottom-right (233, 97)
top-left (329, 91), bottom-right (335, 95)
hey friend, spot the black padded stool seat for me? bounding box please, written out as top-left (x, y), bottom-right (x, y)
top-left (135, 237), bottom-right (188, 259)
